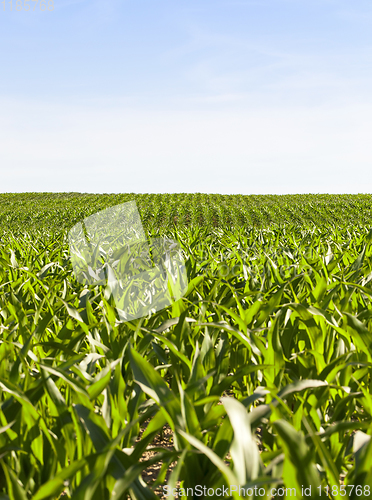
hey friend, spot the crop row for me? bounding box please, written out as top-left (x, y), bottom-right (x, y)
top-left (1, 193), bottom-right (372, 235)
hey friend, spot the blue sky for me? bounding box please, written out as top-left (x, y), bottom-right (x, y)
top-left (1, 0), bottom-right (372, 194)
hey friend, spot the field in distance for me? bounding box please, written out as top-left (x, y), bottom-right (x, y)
top-left (1, 192), bottom-right (372, 234)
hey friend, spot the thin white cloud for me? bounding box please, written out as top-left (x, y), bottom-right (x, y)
top-left (158, 18), bottom-right (372, 109)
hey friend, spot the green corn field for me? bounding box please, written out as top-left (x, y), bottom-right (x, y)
top-left (1, 193), bottom-right (372, 500)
